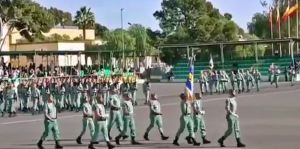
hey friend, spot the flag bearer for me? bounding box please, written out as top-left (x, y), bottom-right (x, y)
top-left (37, 94), bottom-right (63, 149)
top-left (88, 95), bottom-right (115, 149)
top-left (115, 93), bottom-right (140, 145)
top-left (173, 93), bottom-right (200, 146)
top-left (143, 93), bottom-right (169, 141)
top-left (186, 93), bottom-right (211, 144)
top-left (218, 89), bottom-right (246, 148)
top-left (76, 93), bottom-right (95, 144)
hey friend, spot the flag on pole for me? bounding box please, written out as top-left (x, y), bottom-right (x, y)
top-left (282, 2), bottom-right (290, 22)
top-left (209, 54), bottom-right (214, 70)
top-left (185, 65), bottom-right (194, 101)
top-left (287, 3), bottom-right (298, 17)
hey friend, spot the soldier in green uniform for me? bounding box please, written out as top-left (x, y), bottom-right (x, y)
top-left (88, 95), bottom-right (115, 149)
top-left (288, 66), bottom-right (296, 86)
top-left (129, 77), bottom-right (138, 106)
top-left (76, 92), bottom-right (95, 144)
top-left (142, 80), bottom-right (151, 104)
top-left (0, 82), bottom-right (5, 117)
top-left (143, 93), bottom-right (169, 141)
top-left (5, 82), bottom-right (18, 117)
top-left (57, 83), bottom-right (66, 112)
top-left (245, 70), bottom-right (254, 92)
top-left (230, 71), bottom-right (237, 90)
top-left (107, 86), bottom-right (123, 139)
top-left (75, 80), bottom-right (84, 112)
top-left (37, 94), bottom-right (63, 149)
top-left (31, 82), bottom-right (41, 115)
top-left (24, 82), bottom-right (31, 113)
top-left (253, 69), bottom-right (261, 92)
top-left (236, 70), bottom-right (243, 93)
top-left (115, 93), bottom-right (140, 145)
top-left (218, 89), bottom-right (246, 148)
top-left (173, 93), bottom-right (200, 146)
top-left (186, 93), bottom-right (211, 144)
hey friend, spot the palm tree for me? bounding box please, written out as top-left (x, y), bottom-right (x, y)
top-left (74, 6), bottom-right (95, 40)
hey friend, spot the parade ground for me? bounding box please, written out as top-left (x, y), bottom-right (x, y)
top-left (0, 82), bottom-right (300, 149)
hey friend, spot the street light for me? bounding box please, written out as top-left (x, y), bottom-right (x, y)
top-left (121, 8), bottom-right (125, 69)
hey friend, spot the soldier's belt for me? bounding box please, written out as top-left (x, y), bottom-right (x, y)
top-left (96, 117), bottom-right (106, 121)
top-left (184, 113), bottom-right (191, 116)
top-left (84, 115), bottom-right (93, 118)
top-left (111, 107), bottom-right (120, 111)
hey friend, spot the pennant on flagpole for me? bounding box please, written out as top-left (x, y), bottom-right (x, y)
top-left (209, 54), bottom-right (214, 70)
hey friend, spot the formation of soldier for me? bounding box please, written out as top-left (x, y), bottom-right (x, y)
top-left (199, 68), bottom-right (262, 95)
top-left (0, 75), bottom-right (138, 117)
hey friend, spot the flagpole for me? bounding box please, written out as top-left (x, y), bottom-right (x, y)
top-left (297, 0), bottom-right (299, 54)
top-left (288, 0), bottom-right (291, 56)
top-left (271, 8), bottom-right (274, 56)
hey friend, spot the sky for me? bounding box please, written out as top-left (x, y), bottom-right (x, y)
top-left (35, 0), bottom-right (271, 32)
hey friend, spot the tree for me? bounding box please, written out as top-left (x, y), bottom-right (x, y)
top-left (48, 7), bottom-right (73, 26)
top-left (95, 23), bottom-right (109, 39)
top-left (104, 29), bottom-right (135, 53)
top-left (247, 13), bottom-right (270, 39)
top-left (74, 6), bottom-right (95, 40)
top-left (154, 0), bottom-right (239, 43)
top-left (224, 13), bottom-right (232, 20)
top-left (0, 0), bottom-right (55, 50)
top-left (128, 24), bottom-right (149, 51)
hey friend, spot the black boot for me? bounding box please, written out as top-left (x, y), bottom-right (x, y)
top-left (37, 140), bottom-right (44, 149)
top-left (172, 136), bottom-right (180, 146)
top-left (160, 133), bottom-right (169, 140)
top-left (185, 136), bottom-right (192, 144)
top-left (55, 141), bottom-right (63, 149)
top-left (13, 112), bottom-right (16, 117)
top-left (144, 132), bottom-right (149, 141)
top-left (106, 141), bottom-right (115, 149)
top-left (191, 137), bottom-right (200, 146)
top-left (236, 138), bottom-right (246, 147)
top-left (8, 112), bottom-right (12, 117)
top-left (202, 136), bottom-right (211, 144)
top-left (122, 135), bottom-right (129, 140)
top-left (1, 112), bottom-right (4, 117)
top-left (115, 135), bottom-right (121, 145)
top-left (88, 142), bottom-right (96, 149)
top-left (218, 136), bottom-right (226, 147)
top-left (131, 136), bottom-right (141, 145)
top-left (76, 136), bottom-right (82, 144)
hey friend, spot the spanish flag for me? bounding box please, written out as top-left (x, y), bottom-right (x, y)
top-left (288, 3), bottom-right (298, 17)
top-left (282, 3), bottom-right (290, 22)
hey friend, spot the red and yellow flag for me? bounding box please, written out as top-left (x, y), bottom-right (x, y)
top-left (288, 3), bottom-right (298, 17)
top-left (282, 3), bottom-right (290, 22)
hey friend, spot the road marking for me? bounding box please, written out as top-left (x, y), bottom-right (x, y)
top-left (0, 88), bottom-right (299, 126)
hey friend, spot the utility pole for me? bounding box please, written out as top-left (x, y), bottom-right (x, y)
top-left (121, 8), bottom-right (125, 69)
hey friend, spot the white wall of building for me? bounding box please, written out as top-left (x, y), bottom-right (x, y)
top-left (58, 42), bottom-right (86, 66)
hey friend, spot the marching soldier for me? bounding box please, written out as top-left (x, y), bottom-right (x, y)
top-left (218, 89), bottom-right (246, 148)
top-left (76, 92), bottom-right (95, 144)
top-left (129, 77), bottom-right (138, 106)
top-left (88, 94), bottom-right (115, 149)
top-left (245, 70), bottom-right (254, 92)
top-left (107, 86), bottom-right (123, 139)
top-left (31, 82), bottom-right (41, 115)
top-left (289, 65), bottom-right (296, 86)
top-left (0, 82), bottom-right (5, 117)
top-left (37, 94), bottom-right (63, 149)
top-left (75, 80), bottom-right (84, 112)
top-left (186, 93), bottom-right (211, 144)
top-left (230, 71), bottom-right (237, 90)
top-left (252, 69), bottom-right (261, 92)
top-left (115, 93), bottom-right (140, 145)
top-left (173, 93), bottom-right (200, 146)
top-left (5, 82), bottom-right (18, 117)
top-left (236, 70), bottom-right (243, 93)
top-left (143, 93), bottom-right (169, 141)
top-left (143, 80), bottom-right (151, 104)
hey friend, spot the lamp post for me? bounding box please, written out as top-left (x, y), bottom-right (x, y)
top-left (121, 8), bottom-right (125, 69)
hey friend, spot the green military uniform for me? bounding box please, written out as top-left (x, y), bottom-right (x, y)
top-left (5, 86), bottom-right (18, 117)
top-left (230, 72), bottom-right (237, 90)
top-left (144, 98), bottom-right (169, 141)
top-left (244, 71), bottom-right (254, 92)
top-left (76, 102), bottom-right (95, 144)
top-left (89, 101), bottom-right (115, 149)
top-left (253, 70), bottom-right (261, 92)
top-left (31, 86), bottom-right (41, 115)
top-left (115, 96), bottom-right (140, 145)
top-left (236, 71), bottom-right (243, 93)
top-left (143, 81), bottom-right (151, 104)
top-left (173, 99), bottom-right (200, 146)
top-left (129, 82), bottom-right (137, 105)
top-left (75, 83), bottom-right (84, 112)
top-left (56, 85), bottom-right (65, 112)
top-left (0, 84), bottom-right (5, 117)
top-left (37, 100), bottom-right (63, 149)
top-left (271, 67), bottom-right (280, 88)
top-left (107, 93), bottom-right (123, 138)
top-left (218, 96), bottom-right (245, 147)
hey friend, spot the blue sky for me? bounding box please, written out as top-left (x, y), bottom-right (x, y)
top-left (35, 0), bottom-right (271, 32)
